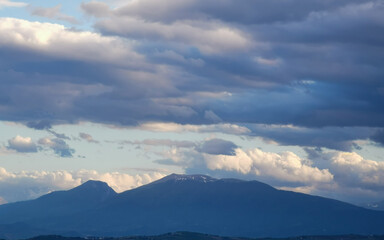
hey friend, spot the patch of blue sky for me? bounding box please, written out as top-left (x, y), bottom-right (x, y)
top-left (0, 0), bottom-right (94, 30)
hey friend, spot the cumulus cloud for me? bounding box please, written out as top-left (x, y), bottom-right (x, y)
top-left (38, 137), bottom-right (75, 157)
top-left (0, 18), bottom-right (143, 64)
top-left (29, 4), bottom-right (79, 24)
top-left (3, 133), bottom-right (76, 157)
top-left (156, 145), bottom-right (333, 185)
top-left (205, 148), bottom-right (333, 183)
top-left (7, 135), bottom-right (38, 153)
top-left (154, 141), bottom-right (384, 203)
top-left (0, 167), bottom-right (166, 203)
top-left (0, 197), bottom-right (6, 205)
top-left (328, 152), bottom-right (384, 191)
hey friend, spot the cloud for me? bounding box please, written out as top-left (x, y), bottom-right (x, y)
top-left (328, 152), bottom-right (384, 191)
top-left (26, 120), bottom-right (52, 130)
top-left (81, 1), bottom-right (111, 18)
top-left (247, 124), bottom-right (374, 151)
top-left (29, 4), bottom-right (79, 24)
top-left (0, 197), bottom-right (6, 205)
top-left (0, 0), bottom-right (26, 8)
top-left (0, 146), bottom-right (15, 155)
top-left (102, 0), bottom-right (367, 24)
top-left (0, 167), bottom-right (166, 203)
top-left (154, 140), bottom-right (384, 203)
top-left (138, 122), bottom-right (251, 135)
top-left (96, 17), bottom-right (252, 54)
top-left (47, 129), bottom-right (71, 140)
top-left (370, 129), bottom-right (384, 146)
top-left (121, 139), bottom-right (196, 148)
top-left (3, 133), bottom-right (75, 157)
top-left (79, 132), bottom-right (99, 143)
top-left (38, 137), bottom-right (75, 157)
top-left (156, 145), bottom-right (333, 185)
top-left (0, 0), bottom-right (384, 153)
top-left (197, 138), bottom-right (237, 155)
top-left (0, 18), bottom-right (143, 64)
top-left (7, 135), bottom-right (38, 153)
top-left (205, 148), bottom-right (333, 184)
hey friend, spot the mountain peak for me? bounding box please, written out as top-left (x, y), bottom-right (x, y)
top-left (70, 180), bottom-right (117, 196)
top-left (156, 173), bottom-right (217, 184)
top-left (79, 180), bottom-right (110, 189)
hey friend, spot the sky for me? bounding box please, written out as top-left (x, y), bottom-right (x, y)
top-left (0, 0), bottom-right (384, 206)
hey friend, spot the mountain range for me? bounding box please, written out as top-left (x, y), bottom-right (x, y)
top-left (1, 174), bottom-right (384, 239)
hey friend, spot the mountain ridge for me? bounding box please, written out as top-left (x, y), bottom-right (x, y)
top-left (22, 232), bottom-right (384, 240)
top-left (0, 174), bottom-right (384, 239)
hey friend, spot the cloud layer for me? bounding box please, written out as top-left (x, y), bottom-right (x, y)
top-left (0, 1), bottom-right (383, 151)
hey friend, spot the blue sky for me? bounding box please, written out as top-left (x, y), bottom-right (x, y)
top-left (0, 0), bottom-right (384, 205)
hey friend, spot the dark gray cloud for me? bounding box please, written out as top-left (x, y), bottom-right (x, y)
top-left (197, 138), bottom-right (237, 155)
top-left (371, 129), bottom-right (384, 146)
top-left (26, 120), bottom-right (52, 130)
top-left (107, 0), bottom-right (369, 24)
top-left (48, 129), bottom-right (71, 140)
top-left (247, 125), bottom-right (374, 151)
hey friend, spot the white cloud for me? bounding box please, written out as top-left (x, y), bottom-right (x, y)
top-left (156, 145), bottom-right (384, 203)
top-left (122, 139), bottom-right (196, 148)
top-left (329, 152), bottom-right (384, 189)
top-left (157, 146), bottom-right (333, 184)
top-left (0, 0), bottom-right (26, 8)
top-left (0, 18), bottom-right (144, 65)
top-left (255, 57), bottom-right (281, 66)
top-left (0, 167), bottom-right (166, 203)
top-left (204, 148), bottom-right (333, 183)
top-left (276, 150), bottom-right (384, 203)
top-left (7, 135), bottom-right (38, 153)
top-left (138, 122), bottom-right (251, 135)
